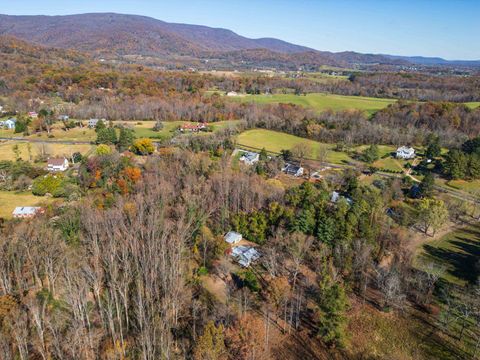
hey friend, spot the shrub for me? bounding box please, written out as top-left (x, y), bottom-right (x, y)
top-left (237, 270), bottom-right (260, 292)
top-left (32, 174), bottom-right (65, 196)
top-left (95, 144), bottom-right (112, 156)
top-left (132, 138), bottom-right (155, 155)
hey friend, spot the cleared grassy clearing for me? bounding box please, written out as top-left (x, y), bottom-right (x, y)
top-left (465, 102), bottom-right (480, 109)
top-left (0, 191), bottom-right (53, 219)
top-left (416, 224), bottom-right (480, 286)
top-left (0, 141), bottom-right (93, 161)
top-left (231, 93), bottom-right (396, 114)
top-left (436, 178), bottom-right (480, 197)
top-left (236, 129), bottom-right (353, 165)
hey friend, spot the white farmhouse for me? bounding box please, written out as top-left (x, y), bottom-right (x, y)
top-left (239, 151), bottom-right (260, 165)
top-left (1, 118), bottom-right (16, 129)
top-left (47, 158), bottom-right (69, 172)
top-left (283, 163), bottom-right (304, 177)
top-left (396, 146), bottom-right (415, 159)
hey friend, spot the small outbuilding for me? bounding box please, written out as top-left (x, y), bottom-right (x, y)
top-left (88, 119), bottom-right (100, 128)
top-left (224, 231), bottom-right (243, 244)
top-left (12, 207), bottom-right (44, 218)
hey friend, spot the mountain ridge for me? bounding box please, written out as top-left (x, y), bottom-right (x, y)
top-left (0, 13), bottom-right (478, 68)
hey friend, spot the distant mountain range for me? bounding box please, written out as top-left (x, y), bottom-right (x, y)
top-left (0, 13), bottom-right (478, 69)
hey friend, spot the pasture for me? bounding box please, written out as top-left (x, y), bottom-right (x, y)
top-left (0, 141), bottom-right (94, 161)
top-left (416, 224), bottom-right (480, 286)
top-left (0, 191), bottom-right (53, 219)
top-left (231, 93), bottom-right (397, 114)
top-left (236, 129), bottom-right (354, 165)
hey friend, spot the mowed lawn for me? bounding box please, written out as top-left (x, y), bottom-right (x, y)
top-left (236, 129), bottom-right (353, 164)
top-left (232, 93), bottom-right (396, 114)
top-left (0, 141), bottom-right (94, 161)
top-left (0, 191), bottom-right (53, 219)
top-left (416, 224), bottom-right (480, 286)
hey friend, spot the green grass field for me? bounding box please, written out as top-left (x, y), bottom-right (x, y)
top-left (0, 191), bottom-right (53, 219)
top-left (416, 224), bottom-right (480, 286)
top-left (0, 141), bottom-right (94, 161)
top-left (465, 102), bottom-right (480, 109)
top-left (0, 120), bottom-right (242, 142)
top-left (236, 129), bottom-right (354, 164)
top-left (231, 93), bottom-right (397, 114)
top-left (435, 179), bottom-right (480, 198)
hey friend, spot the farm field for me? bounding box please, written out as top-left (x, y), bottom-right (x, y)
top-left (0, 141), bottom-right (94, 161)
top-left (415, 223), bottom-right (480, 286)
top-left (0, 191), bottom-right (53, 219)
top-left (230, 93), bottom-right (397, 114)
top-left (0, 120), bottom-right (242, 142)
top-left (236, 129), bottom-right (354, 165)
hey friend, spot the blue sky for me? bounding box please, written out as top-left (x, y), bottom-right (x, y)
top-left (2, 0), bottom-right (479, 60)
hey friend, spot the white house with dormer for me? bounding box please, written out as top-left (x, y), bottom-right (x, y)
top-left (239, 151), bottom-right (260, 165)
top-left (47, 158), bottom-right (69, 172)
top-left (396, 146), bottom-right (415, 160)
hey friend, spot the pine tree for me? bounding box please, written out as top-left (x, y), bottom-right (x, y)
top-left (194, 321), bottom-right (226, 360)
top-left (419, 172), bottom-right (435, 197)
top-left (316, 260), bottom-right (348, 347)
top-left (96, 128), bottom-right (117, 145)
top-left (117, 128), bottom-right (135, 151)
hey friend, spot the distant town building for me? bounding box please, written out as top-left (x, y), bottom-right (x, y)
top-left (88, 119), bottom-right (100, 128)
top-left (28, 111), bottom-right (38, 119)
top-left (57, 115), bottom-right (70, 121)
top-left (396, 146), bottom-right (415, 159)
top-left (180, 123), bottom-right (208, 132)
top-left (12, 206), bottom-right (44, 219)
top-left (47, 158), bottom-right (69, 172)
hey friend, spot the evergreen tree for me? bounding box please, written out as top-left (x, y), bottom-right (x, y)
top-left (444, 150), bottom-right (468, 179)
top-left (193, 321), bottom-right (226, 360)
top-left (419, 172), bottom-right (435, 197)
top-left (117, 127), bottom-right (135, 151)
top-left (316, 260), bottom-right (348, 347)
top-left (95, 119), bottom-right (106, 132)
top-left (96, 128), bottom-right (117, 145)
top-left (425, 134), bottom-right (441, 159)
top-left (361, 144), bottom-right (380, 163)
top-left (259, 147), bottom-right (268, 161)
top-left (469, 153), bottom-right (480, 179)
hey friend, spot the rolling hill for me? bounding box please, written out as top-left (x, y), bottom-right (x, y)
top-left (0, 13), bottom-right (409, 68)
